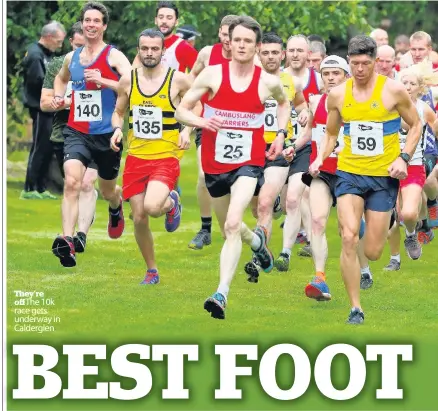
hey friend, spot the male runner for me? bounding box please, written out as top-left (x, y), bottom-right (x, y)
top-left (175, 16), bottom-right (290, 319)
top-left (280, 34), bottom-right (324, 257)
top-left (285, 55), bottom-right (373, 299)
top-left (310, 35), bottom-right (422, 324)
top-left (132, 1), bottom-right (198, 72)
top-left (111, 29), bottom-right (197, 284)
top-left (244, 32), bottom-right (308, 282)
top-left (51, 1), bottom-right (132, 267)
top-left (370, 28), bottom-right (389, 47)
top-left (187, 14), bottom-right (238, 250)
top-left (41, 21), bottom-right (97, 253)
top-left (376, 45), bottom-right (398, 79)
top-left (308, 41), bottom-right (326, 73)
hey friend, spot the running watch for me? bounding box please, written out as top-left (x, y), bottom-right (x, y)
top-left (399, 152), bottom-right (411, 163)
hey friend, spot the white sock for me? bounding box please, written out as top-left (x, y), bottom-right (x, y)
top-left (360, 266), bottom-right (371, 275)
top-left (281, 247), bottom-right (291, 257)
top-left (391, 254), bottom-right (401, 263)
top-left (250, 233), bottom-right (262, 251)
top-left (405, 229), bottom-right (416, 237)
top-left (360, 266), bottom-right (372, 278)
top-left (299, 229), bottom-right (306, 236)
top-left (217, 284), bottom-right (229, 299)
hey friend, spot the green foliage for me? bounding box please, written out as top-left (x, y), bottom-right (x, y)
top-left (6, 0), bottom-right (370, 146)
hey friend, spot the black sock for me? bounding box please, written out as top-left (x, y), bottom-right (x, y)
top-left (422, 219), bottom-right (430, 231)
top-left (201, 217), bottom-right (212, 233)
top-left (109, 203), bottom-right (121, 215)
top-left (427, 198), bottom-right (437, 207)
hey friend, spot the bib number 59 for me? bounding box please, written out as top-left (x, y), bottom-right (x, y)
top-left (357, 136), bottom-right (376, 151)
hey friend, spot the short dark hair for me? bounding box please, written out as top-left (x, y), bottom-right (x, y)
top-left (69, 22), bottom-right (83, 39)
top-left (348, 35), bottom-right (377, 58)
top-left (137, 28), bottom-right (165, 47)
top-left (229, 16), bottom-right (262, 44)
top-left (156, 1), bottom-right (179, 19)
top-left (81, 2), bottom-right (109, 25)
top-left (308, 34), bottom-right (325, 45)
top-left (261, 32), bottom-right (283, 47)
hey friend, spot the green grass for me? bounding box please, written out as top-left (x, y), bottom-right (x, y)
top-left (6, 147), bottom-right (438, 410)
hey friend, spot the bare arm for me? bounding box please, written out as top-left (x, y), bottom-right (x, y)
top-left (189, 46), bottom-right (211, 79)
top-left (175, 72), bottom-right (202, 135)
top-left (394, 86), bottom-right (422, 158)
top-left (99, 49), bottom-right (132, 91)
top-left (293, 90), bottom-right (308, 115)
top-left (424, 103), bottom-right (438, 136)
top-left (131, 54), bottom-right (142, 69)
top-left (269, 76), bottom-right (290, 134)
top-left (293, 108), bottom-right (313, 150)
top-left (319, 91), bottom-right (342, 161)
top-left (53, 52), bottom-right (73, 98)
top-left (175, 67), bottom-right (216, 128)
top-left (40, 88), bottom-right (70, 112)
top-left (111, 74), bottom-right (131, 130)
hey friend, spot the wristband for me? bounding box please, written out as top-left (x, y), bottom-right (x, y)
top-left (277, 129), bottom-right (288, 139)
top-left (54, 95), bottom-right (64, 99)
top-left (113, 126), bottom-right (122, 133)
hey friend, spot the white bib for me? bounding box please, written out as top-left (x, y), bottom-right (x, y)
top-left (350, 121), bottom-right (384, 156)
top-left (264, 100), bottom-right (278, 132)
top-left (74, 90), bottom-right (102, 122)
top-left (215, 128), bottom-right (252, 164)
top-left (312, 125), bottom-right (345, 157)
top-left (291, 108), bottom-right (302, 137)
top-left (132, 106), bottom-right (163, 139)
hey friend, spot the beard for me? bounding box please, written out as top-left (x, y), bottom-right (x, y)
top-left (159, 24), bottom-right (175, 37)
top-left (141, 58), bottom-right (161, 68)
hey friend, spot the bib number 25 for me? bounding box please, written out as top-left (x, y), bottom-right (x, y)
top-left (223, 145), bottom-right (243, 160)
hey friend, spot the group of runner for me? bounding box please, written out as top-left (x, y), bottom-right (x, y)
top-left (43, 1), bottom-right (438, 324)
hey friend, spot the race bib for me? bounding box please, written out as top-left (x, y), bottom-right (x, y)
top-left (312, 125), bottom-right (345, 157)
top-left (74, 90), bottom-right (102, 122)
top-left (350, 121), bottom-right (383, 156)
top-left (215, 129), bottom-right (252, 164)
top-left (132, 106), bottom-right (163, 139)
top-left (65, 81), bottom-right (72, 111)
top-left (264, 100), bottom-right (278, 132)
top-left (291, 108), bottom-right (302, 137)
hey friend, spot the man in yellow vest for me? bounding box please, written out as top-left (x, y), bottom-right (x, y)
top-left (310, 35), bottom-right (422, 324)
top-left (111, 28), bottom-right (200, 285)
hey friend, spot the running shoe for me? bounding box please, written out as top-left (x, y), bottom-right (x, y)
top-left (73, 232), bottom-right (87, 253)
top-left (383, 259), bottom-right (401, 271)
top-left (274, 252), bottom-right (290, 272)
top-left (188, 229), bottom-right (211, 250)
top-left (347, 307), bottom-right (364, 325)
top-left (165, 190), bottom-right (182, 232)
top-left (273, 195), bottom-right (283, 220)
top-left (297, 242), bottom-right (312, 257)
top-left (52, 236), bottom-right (76, 267)
top-left (244, 255), bottom-right (261, 283)
top-left (428, 204), bottom-right (438, 228)
top-left (305, 276), bottom-right (331, 301)
top-left (140, 269), bottom-right (160, 285)
top-left (404, 234), bottom-right (422, 260)
top-left (295, 232), bottom-right (308, 244)
top-left (204, 292), bottom-right (227, 320)
top-left (108, 198), bottom-right (125, 239)
top-left (417, 229), bottom-right (434, 245)
top-left (360, 272), bottom-right (374, 289)
top-left (252, 226), bottom-right (274, 273)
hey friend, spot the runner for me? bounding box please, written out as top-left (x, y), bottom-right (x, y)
top-left (132, 1), bottom-right (198, 72)
top-left (281, 34), bottom-right (324, 257)
top-left (244, 31), bottom-right (308, 282)
top-left (376, 45), bottom-right (398, 79)
top-left (175, 16), bottom-right (290, 319)
top-left (310, 35), bottom-right (422, 324)
top-left (187, 14), bottom-right (238, 250)
top-left (370, 28), bottom-right (389, 46)
top-left (51, 1), bottom-right (132, 267)
top-left (111, 29), bottom-right (198, 284)
top-left (41, 21), bottom-right (97, 254)
top-left (385, 64), bottom-right (438, 270)
top-left (308, 41), bottom-right (326, 73)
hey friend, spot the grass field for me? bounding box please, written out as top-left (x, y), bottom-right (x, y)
top-left (6, 147), bottom-right (438, 410)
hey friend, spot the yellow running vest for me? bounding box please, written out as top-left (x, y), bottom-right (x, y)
top-left (127, 68), bottom-right (182, 160)
top-left (338, 74), bottom-right (401, 176)
top-left (263, 71), bottom-right (295, 144)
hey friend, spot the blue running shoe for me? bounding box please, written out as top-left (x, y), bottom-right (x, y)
top-left (347, 307), bottom-right (364, 325)
top-left (140, 269), bottom-right (160, 285)
top-left (176, 185), bottom-right (182, 197)
top-left (252, 226), bottom-right (274, 273)
top-left (165, 190), bottom-right (182, 232)
top-left (204, 292), bottom-right (227, 319)
top-left (305, 276), bottom-right (331, 301)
